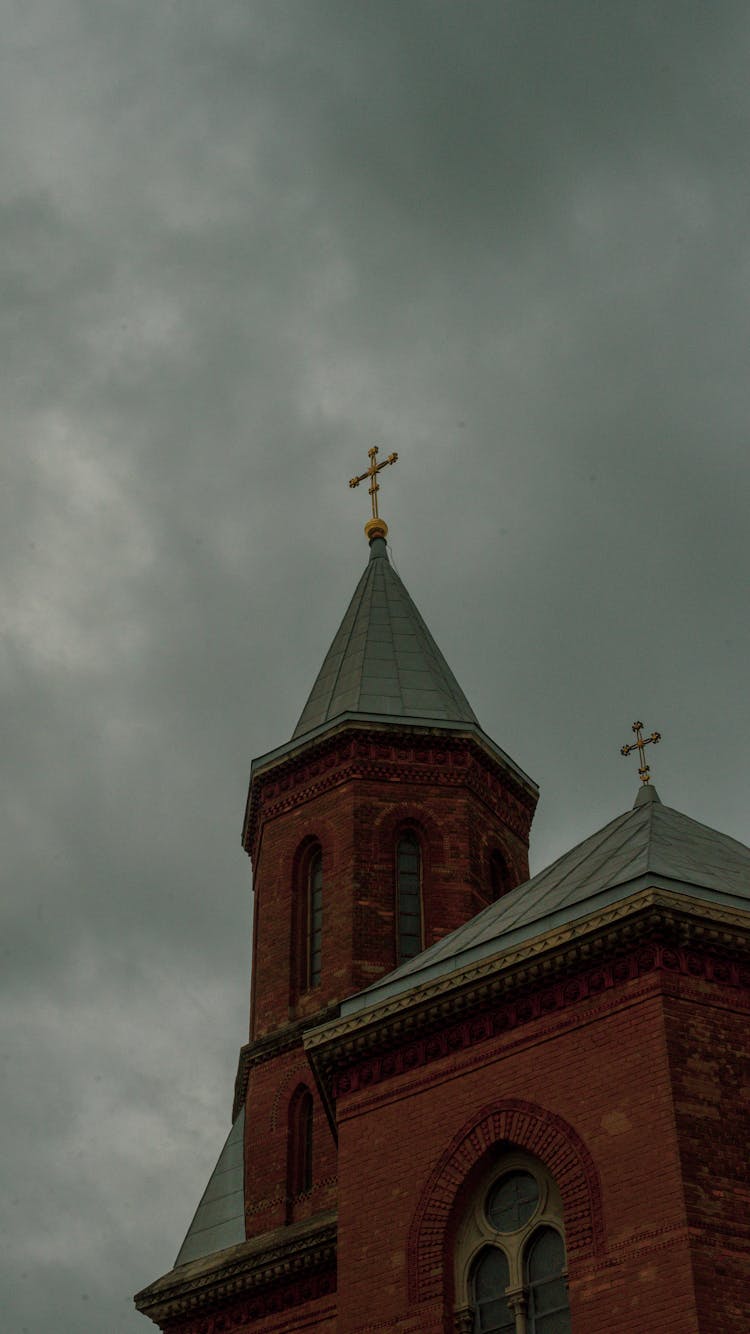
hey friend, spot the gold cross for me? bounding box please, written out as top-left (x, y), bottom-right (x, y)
top-left (349, 446), bottom-right (398, 541)
top-left (620, 720), bottom-right (661, 784)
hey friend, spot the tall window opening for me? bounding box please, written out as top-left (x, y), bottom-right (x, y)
top-left (471, 1247), bottom-right (514, 1333)
top-left (307, 847), bottom-right (323, 988)
top-left (490, 851), bottom-right (511, 902)
top-left (455, 1151), bottom-right (570, 1334)
top-left (288, 1087), bottom-right (313, 1198)
top-left (526, 1227), bottom-right (569, 1332)
top-left (397, 831), bottom-right (422, 963)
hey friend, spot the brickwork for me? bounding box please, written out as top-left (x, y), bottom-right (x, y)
top-left (664, 986), bottom-right (750, 1331)
top-left (166, 1287), bottom-right (337, 1334)
top-left (246, 726), bottom-right (535, 1041)
top-left (218, 721), bottom-right (537, 1330)
top-left (332, 974), bottom-right (703, 1333)
top-left (137, 694), bottom-right (749, 1333)
top-left (241, 1044), bottom-right (337, 1236)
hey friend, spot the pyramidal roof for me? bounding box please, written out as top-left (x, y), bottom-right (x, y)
top-left (174, 1107), bottom-right (245, 1266)
top-left (292, 535), bottom-right (478, 740)
top-left (343, 785), bottom-right (750, 1015)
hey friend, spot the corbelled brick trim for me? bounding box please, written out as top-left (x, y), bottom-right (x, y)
top-left (134, 1213), bottom-right (337, 1328)
top-left (243, 724), bottom-right (537, 862)
top-left (233, 1004), bottom-right (340, 1120)
top-left (407, 1098), bottom-right (604, 1303)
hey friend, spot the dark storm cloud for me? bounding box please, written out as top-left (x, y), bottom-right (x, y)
top-left (2, 3), bottom-right (749, 1330)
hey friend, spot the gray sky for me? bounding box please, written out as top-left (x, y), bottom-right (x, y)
top-left (3, 3), bottom-right (749, 1329)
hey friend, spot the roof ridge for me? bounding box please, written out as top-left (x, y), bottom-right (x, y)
top-left (511, 808), bottom-right (646, 925)
top-left (381, 558), bottom-right (405, 706)
top-left (325, 559), bottom-right (374, 720)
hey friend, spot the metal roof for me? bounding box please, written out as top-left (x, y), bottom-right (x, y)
top-left (174, 1108), bottom-right (245, 1266)
top-left (342, 785), bottom-right (750, 1015)
top-left (292, 535), bottom-right (479, 739)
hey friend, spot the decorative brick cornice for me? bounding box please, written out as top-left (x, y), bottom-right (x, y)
top-left (233, 1004), bottom-right (341, 1120)
top-left (134, 1213), bottom-right (337, 1330)
top-left (243, 724), bottom-right (537, 862)
top-left (305, 890), bottom-right (750, 1117)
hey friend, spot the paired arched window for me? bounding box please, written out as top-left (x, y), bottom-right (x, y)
top-left (287, 1086), bottom-right (314, 1200)
top-left (396, 830), bottom-right (422, 963)
top-left (456, 1153), bottom-right (570, 1333)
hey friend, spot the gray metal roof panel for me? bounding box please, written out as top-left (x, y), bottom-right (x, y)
top-left (342, 792), bottom-right (750, 1015)
top-left (292, 537), bottom-right (479, 739)
top-left (174, 1108), bottom-right (245, 1267)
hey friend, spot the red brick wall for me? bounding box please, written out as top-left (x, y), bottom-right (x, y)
top-left (664, 986), bottom-right (750, 1332)
top-left (248, 731), bottom-right (533, 1040)
top-left (229, 726), bottom-right (535, 1330)
top-left (243, 1045), bottom-right (337, 1237)
top-left (333, 977), bottom-right (701, 1334)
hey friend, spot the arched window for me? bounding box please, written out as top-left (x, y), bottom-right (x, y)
top-left (396, 831), bottom-right (422, 963)
top-left (455, 1151), bottom-right (570, 1334)
top-left (470, 1247), bottom-right (514, 1333)
top-left (490, 850), bottom-right (511, 902)
top-left (288, 1087), bottom-right (314, 1197)
top-left (526, 1227), bottom-right (569, 1332)
top-left (306, 846), bottom-right (323, 988)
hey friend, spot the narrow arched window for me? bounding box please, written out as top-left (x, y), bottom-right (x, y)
top-left (471, 1247), bottom-right (514, 1333)
top-left (397, 831), bottom-right (422, 963)
top-left (288, 1087), bottom-right (313, 1197)
top-left (525, 1227), bottom-right (569, 1333)
top-left (307, 848), bottom-right (323, 988)
top-left (490, 850), bottom-right (511, 902)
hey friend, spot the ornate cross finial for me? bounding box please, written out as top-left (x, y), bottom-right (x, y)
top-left (620, 720), bottom-right (661, 785)
top-left (349, 446), bottom-right (398, 541)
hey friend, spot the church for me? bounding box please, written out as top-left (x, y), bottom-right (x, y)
top-left (135, 452), bottom-right (750, 1333)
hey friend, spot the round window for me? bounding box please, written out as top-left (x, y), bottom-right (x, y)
top-left (486, 1170), bottom-right (540, 1232)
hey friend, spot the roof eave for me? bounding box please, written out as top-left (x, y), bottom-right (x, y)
top-left (242, 712), bottom-right (538, 853)
top-left (341, 871), bottom-right (750, 1015)
top-left (304, 884), bottom-right (750, 1076)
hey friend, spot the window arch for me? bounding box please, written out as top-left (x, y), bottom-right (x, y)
top-left (455, 1150), bottom-right (570, 1334)
top-left (396, 829), bottom-right (422, 963)
top-left (287, 1086), bottom-right (314, 1198)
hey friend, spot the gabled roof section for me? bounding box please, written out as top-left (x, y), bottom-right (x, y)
top-left (342, 787), bottom-right (750, 1015)
top-left (174, 1108), bottom-right (245, 1267)
top-left (292, 535), bottom-right (478, 740)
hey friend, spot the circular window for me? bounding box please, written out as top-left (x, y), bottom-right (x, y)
top-left (486, 1170), bottom-right (540, 1232)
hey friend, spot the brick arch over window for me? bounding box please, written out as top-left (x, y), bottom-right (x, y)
top-left (371, 802), bottom-right (445, 861)
top-left (480, 833), bottom-right (525, 901)
top-left (371, 805), bottom-right (445, 960)
top-left (407, 1098), bottom-right (604, 1304)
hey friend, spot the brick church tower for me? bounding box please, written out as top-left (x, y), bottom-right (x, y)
top-left (136, 491), bottom-right (750, 1333)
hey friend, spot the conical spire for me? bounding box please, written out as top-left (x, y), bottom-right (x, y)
top-left (292, 536), bottom-right (478, 739)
